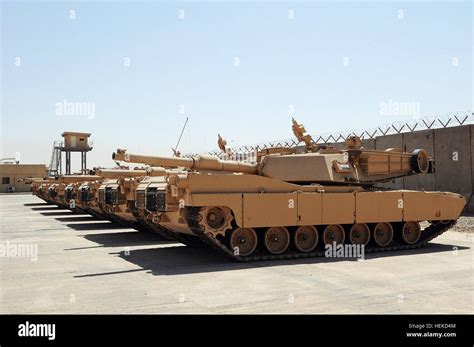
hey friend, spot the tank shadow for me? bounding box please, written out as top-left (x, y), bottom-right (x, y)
top-left (24, 202), bottom-right (51, 206)
top-left (55, 216), bottom-right (99, 222)
top-left (74, 269), bottom-right (147, 278)
top-left (69, 231), bottom-right (173, 248)
top-left (66, 222), bottom-right (129, 231)
top-left (112, 246), bottom-right (238, 275)
top-left (108, 242), bottom-right (469, 276)
top-left (40, 211), bottom-right (85, 216)
top-left (31, 206), bottom-right (64, 211)
top-left (65, 229), bottom-right (175, 259)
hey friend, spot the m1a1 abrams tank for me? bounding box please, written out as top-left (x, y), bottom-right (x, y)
top-left (111, 120), bottom-right (466, 261)
top-left (25, 178), bottom-right (55, 204)
top-left (131, 168), bottom-right (205, 245)
top-left (45, 175), bottom-right (101, 210)
top-left (96, 166), bottom-right (200, 242)
top-left (77, 177), bottom-right (107, 219)
top-left (111, 138), bottom-right (242, 245)
top-left (45, 168), bottom-right (171, 236)
top-left (94, 169), bottom-right (160, 231)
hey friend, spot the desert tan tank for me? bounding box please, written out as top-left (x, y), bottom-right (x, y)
top-left (95, 168), bottom-right (203, 241)
top-left (28, 176), bottom-right (71, 207)
top-left (94, 169), bottom-right (157, 231)
top-left (37, 181), bottom-right (56, 204)
top-left (35, 169), bottom-right (170, 236)
top-left (26, 178), bottom-right (56, 204)
top-left (47, 175), bottom-right (101, 210)
top-left (110, 135), bottom-right (234, 244)
top-left (70, 169), bottom-right (150, 229)
top-left (130, 168), bottom-right (205, 245)
top-left (27, 175), bottom-right (98, 211)
top-left (76, 178), bottom-right (105, 219)
top-left (111, 119), bottom-right (466, 261)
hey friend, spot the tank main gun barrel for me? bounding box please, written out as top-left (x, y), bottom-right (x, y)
top-left (19, 177), bottom-right (46, 184)
top-left (57, 175), bottom-right (101, 183)
top-left (113, 149), bottom-right (192, 167)
top-left (95, 169), bottom-right (147, 178)
top-left (96, 167), bottom-right (188, 178)
top-left (146, 167), bottom-right (188, 176)
top-left (113, 149), bottom-right (258, 174)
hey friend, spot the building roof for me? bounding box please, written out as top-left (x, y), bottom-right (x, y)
top-left (61, 132), bottom-right (91, 137)
top-left (0, 164), bottom-right (47, 167)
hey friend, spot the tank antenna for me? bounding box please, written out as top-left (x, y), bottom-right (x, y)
top-left (172, 116), bottom-right (189, 157)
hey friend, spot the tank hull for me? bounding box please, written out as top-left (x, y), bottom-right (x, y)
top-left (145, 172), bottom-right (466, 261)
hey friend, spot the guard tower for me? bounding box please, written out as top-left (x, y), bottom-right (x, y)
top-left (48, 132), bottom-right (93, 176)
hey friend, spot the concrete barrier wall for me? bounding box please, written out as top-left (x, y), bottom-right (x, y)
top-left (470, 125), bottom-right (474, 213)
top-left (434, 126), bottom-right (472, 206)
top-left (368, 125), bottom-right (473, 214)
top-left (362, 138), bottom-right (376, 150)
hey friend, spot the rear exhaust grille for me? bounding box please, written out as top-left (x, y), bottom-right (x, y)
top-left (104, 187), bottom-right (113, 204)
top-left (79, 187), bottom-right (90, 202)
top-left (98, 188), bottom-right (105, 204)
top-left (48, 187), bottom-right (57, 197)
top-left (146, 188), bottom-right (166, 212)
top-left (66, 187), bottom-right (74, 200)
top-left (110, 189), bottom-right (119, 205)
top-left (136, 190), bottom-right (145, 209)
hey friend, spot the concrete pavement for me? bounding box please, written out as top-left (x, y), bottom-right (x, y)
top-left (1, 194), bottom-right (473, 314)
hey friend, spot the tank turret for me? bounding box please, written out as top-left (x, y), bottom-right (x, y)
top-left (112, 145), bottom-right (432, 185)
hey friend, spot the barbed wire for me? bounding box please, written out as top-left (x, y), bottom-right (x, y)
top-left (185, 110), bottom-right (473, 158)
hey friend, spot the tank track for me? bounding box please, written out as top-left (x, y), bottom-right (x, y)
top-left (184, 207), bottom-right (457, 262)
top-left (146, 222), bottom-right (206, 247)
top-left (131, 213), bottom-right (204, 245)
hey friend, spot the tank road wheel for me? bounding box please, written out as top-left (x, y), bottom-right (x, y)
top-left (229, 228), bottom-right (258, 257)
top-left (349, 223), bottom-right (370, 245)
top-left (323, 225), bottom-right (345, 245)
top-left (293, 225), bottom-right (319, 253)
top-left (401, 221), bottom-right (421, 245)
top-left (199, 206), bottom-right (233, 237)
top-left (373, 223), bottom-right (394, 247)
top-left (264, 227), bottom-right (290, 255)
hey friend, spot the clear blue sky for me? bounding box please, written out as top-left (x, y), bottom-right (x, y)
top-left (1, 0), bottom-right (472, 171)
